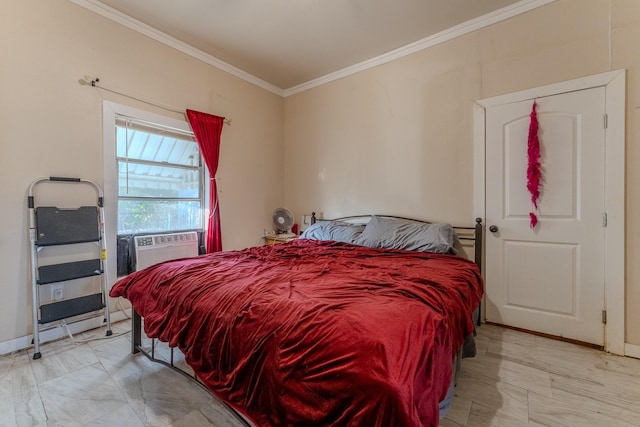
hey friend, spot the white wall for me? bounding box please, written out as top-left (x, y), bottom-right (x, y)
top-left (283, 0), bottom-right (640, 345)
top-left (0, 0), bottom-right (284, 348)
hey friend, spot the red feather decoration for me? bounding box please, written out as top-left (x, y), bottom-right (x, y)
top-left (527, 101), bottom-right (541, 228)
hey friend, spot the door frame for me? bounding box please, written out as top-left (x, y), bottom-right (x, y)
top-left (473, 70), bottom-right (625, 355)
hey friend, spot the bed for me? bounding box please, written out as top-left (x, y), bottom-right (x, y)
top-left (110, 215), bottom-right (484, 427)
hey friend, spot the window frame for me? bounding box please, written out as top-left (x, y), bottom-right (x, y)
top-left (103, 101), bottom-right (209, 287)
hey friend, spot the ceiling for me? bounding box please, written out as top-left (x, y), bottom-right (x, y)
top-left (81, 0), bottom-right (546, 94)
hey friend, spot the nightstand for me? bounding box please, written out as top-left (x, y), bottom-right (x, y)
top-left (264, 233), bottom-right (296, 245)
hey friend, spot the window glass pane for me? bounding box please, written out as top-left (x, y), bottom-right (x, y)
top-left (117, 199), bottom-right (203, 234)
top-left (114, 114), bottom-right (204, 235)
top-left (116, 126), bottom-right (200, 167)
top-left (118, 161), bottom-right (200, 198)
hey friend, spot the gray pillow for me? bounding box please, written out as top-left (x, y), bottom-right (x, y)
top-left (300, 221), bottom-right (365, 244)
top-left (354, 216), bottom-right (457, 254)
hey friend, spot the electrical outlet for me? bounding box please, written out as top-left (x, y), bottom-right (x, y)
top-left (51, 284), bottom-right (64, 301)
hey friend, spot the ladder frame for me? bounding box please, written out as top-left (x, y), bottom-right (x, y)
top-left (28, 177), bottom-right (112, 359)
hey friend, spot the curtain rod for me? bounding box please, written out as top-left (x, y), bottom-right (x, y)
top-left (79, 75), bottom-right (231, 125)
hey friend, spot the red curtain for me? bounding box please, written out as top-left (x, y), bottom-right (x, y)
top-left (186, 109), bottom-right (224, 253)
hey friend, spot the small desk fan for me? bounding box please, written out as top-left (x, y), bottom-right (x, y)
top-left (272, 208), bottom-right (295, 235)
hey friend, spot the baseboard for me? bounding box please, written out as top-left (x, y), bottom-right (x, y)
top-left (625, 343), bottom-right (640, 360)
top-left (0, 309), bottom-right (131, 357)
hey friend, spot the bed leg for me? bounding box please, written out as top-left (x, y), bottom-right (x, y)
top-left (132, 308), bottom-right (141, 354)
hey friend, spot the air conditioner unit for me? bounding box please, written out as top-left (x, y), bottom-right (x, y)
top-left (134, 231), bottom-right (199, 271)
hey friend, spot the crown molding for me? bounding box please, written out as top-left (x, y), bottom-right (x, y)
top-left (284, 0), bottom-right (556, 97)
top-left (68, 0), bottom-right (284, 96)
top-left (69, 0), bottom-right (555, 98)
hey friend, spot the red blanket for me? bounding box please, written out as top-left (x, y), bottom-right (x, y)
top-left (111, 239), bottom-right (483, 427)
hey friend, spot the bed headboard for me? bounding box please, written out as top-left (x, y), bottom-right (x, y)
top-left (309, 213), bottom-right (483, 273)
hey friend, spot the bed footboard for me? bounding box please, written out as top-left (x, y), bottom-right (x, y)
top-left (130, 307), bottom-right (197, 380)
top-left (129, 307), bottom-right (253, 426)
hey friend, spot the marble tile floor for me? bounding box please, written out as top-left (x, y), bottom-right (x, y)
top-left (2, 321), bottom-right (640, 426)
top-left (441, 324), bottom-right (640, 426)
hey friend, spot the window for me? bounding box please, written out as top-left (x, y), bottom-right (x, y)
top-left (103, 102), bottom-right (208, 281)
top-left (115, 116), bottom-right (204, 234)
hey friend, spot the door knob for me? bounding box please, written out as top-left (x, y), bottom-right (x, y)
top-left (489, 225), bottom-right (499, 233)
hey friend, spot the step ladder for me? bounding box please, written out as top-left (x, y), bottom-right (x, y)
top-left (28, 177), bottom-right (112, 359)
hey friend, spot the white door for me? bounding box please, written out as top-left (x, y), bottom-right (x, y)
top-left (485, 87), bottom-right (606, 346)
